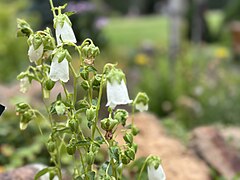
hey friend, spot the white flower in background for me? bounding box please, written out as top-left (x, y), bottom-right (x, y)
top-left (28, 43), bottom-right (44, 62)
top-left (136, 102), bottom-right (148, 112)
top-left (134, 92), bottom-right (149, 112)
top-left (54, 14), bottom-right (76, 46)
top-left (49, 50), bottom-right (69, 83)
top-left (106, 68), bottom-right (132, 109)
top-left (20, 77), bottom-right (30, 93)
top-left (147, 165), bottom-right (166, 180)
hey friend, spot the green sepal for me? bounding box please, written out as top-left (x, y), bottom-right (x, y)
top-left (123, 133), bottom-right (133, 145)
top-left (124, 147), bottom-right (135, 160)
top-left (86, 107), bottom-right (96, 122)
top-left (17, 18), bottom-right (33, 37)
top-left (81, 80), bottom-right (90, 91)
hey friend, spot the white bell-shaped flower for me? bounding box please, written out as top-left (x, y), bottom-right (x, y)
top-left (55, 14), bottom-right (76, 46)
top-left (106, 79), bottom-right (132, 109)
top-left (49, 52), bottom-right (69, 83)
top-left (134, 92), bottom-right (149, 112)
top-left (135, 102), bottom-right (148, 112)
top-left (28, 43), bottom-right (44, 62)
top-left (147, 165), bottom-right (166, 180)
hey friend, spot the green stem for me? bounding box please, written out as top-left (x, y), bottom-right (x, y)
top-left (137, 156), bottom-right (151, 180)
top-left (49, 0), bottom-right (56, 17)
top-left (69, 62), bottom-right (78, 104)
top-left (92, 75), bottom-right (104, 139)
top-left (131, 104), bottom-right (135, 131)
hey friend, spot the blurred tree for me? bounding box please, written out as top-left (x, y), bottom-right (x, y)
top-left (223, 0), bottom-right (240, 23)
top-left (185, 0), bottom-right (214, 43)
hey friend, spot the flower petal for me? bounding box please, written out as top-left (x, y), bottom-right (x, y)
top-left (28, 44), bottom-right (43, 62)
top-left (106, 80), bottom-right (132, 109)
top-left (135, 102), bottom-right (148, 112)
top-left (147, 165), bottom-right (166, 180)
top-left (56, 21), bottom-right (76, 46)
top-left (49, 57), bottom-right (69, 83)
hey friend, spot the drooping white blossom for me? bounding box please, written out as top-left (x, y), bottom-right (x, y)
top-left (134, 92), bottom-right (149, 112)
top-left (28, 43), bottom-right (44, 62)
top-left (106, 79), bottom-right (132, 109)
top-left (135, 102), bottom-right (148, 112)
top-left (55, 15), bottom-right (76, 46)
top-left (147, 165), bottom-right (166, 180)
top-left (49, 53), bottom-right (69, 83)
top-left (20, 77), bottom-right (30, 93)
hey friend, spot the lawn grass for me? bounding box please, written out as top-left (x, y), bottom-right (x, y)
top-left (103, 11), bottom-right (224, 50)
top-left (103, 15), bottom-right (169, 49)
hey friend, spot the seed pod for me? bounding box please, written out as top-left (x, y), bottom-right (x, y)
top-left (66, 144), bottom-right (76, 155)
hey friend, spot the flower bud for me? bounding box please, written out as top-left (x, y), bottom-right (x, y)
top-left (17, 18), bottom-right (33, 37)
top-left (44, 79), bottom-right (55, 91)
top-left (100, 118), bottom-right (119, 131)
top-left (124, 147), bottom-right (135, 160)
top-left (66, 144), bottom-right (76, 155)
top-left (81, 80), bottom-right (90, 90)
top-left (131, 125), bottom-right (140, 136)
top-left (47, 141), bottom-right (56, 153)
top-left (86, 107), bottom-right (96, 122)
top-left (92, 74), bottom-right (102, 90)
top-left (114, 109), bottom-right (128, 126)
top-left (68, 118), bottom-right (79, 133)
top-left (121, 154), bottom-right (131, 165)
top-left (123, 133), bottom-right (133, 145)
top-left (80, 67), bottom-right (89, 80)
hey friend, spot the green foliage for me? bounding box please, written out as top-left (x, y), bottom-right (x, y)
top-left (0, 112), bottom-right (50, 169)
top-left (0, 0), bottom-right (28, 83)
top-left (139, 45), bottom-right (240, 128)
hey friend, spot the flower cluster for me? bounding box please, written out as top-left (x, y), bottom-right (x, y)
top-left (16, 1), bottom-right (164, 180)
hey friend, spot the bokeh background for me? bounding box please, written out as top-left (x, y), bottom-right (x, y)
top-left (1, 0), bottom-right (240, 179)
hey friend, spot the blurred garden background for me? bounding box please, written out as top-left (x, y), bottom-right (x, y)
top-left (1, 0), bottom-right (240, 179)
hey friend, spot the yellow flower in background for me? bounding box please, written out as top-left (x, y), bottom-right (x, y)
top-left (134, 53), bottom-right (149, 65)
top-left (214, 47), bottom-right (229, 60)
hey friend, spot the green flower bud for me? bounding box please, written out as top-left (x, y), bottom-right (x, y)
top-left (123, 133), bottom-right (133, 145)
top-left (80, 67), bottom-right (89, 80)
top-left (47, 141), bottom-right (56, 153)
top-left (66, 144), bottom-right (76, 155)
top-left (16, 102), bottom-right (30, 114)
top-left (32, 35), bottom-right (43, 50)
top-left (19, 110), bottom-right (35, 130)
top-left (101, 118), bottom-right (119, 131)
top-left (92, 74), bottom-right (102, 90)
top-left (86, 107), bottom-right (96, 122)
top-left (132, 143), bottom-right (138, 153)
top-left (131, 125), bottom-right (140, 136)
top-left (44, 79), bottom-right (55, 90)
top-left (17, 18), bottom-right (33, 37)
top-left (121, 154), bottom-right (131, 165)
top-left (124, 147), bottom-right (135, 160)
top-left (81, 80), bottom-right (90, 91)
top-left (68, 118), bottom-right (79, 133)
top-left (114, 109), bottom-right (128, 126)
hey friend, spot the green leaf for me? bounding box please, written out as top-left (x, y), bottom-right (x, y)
top-left (34, 167), bottom-right (56, 180)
